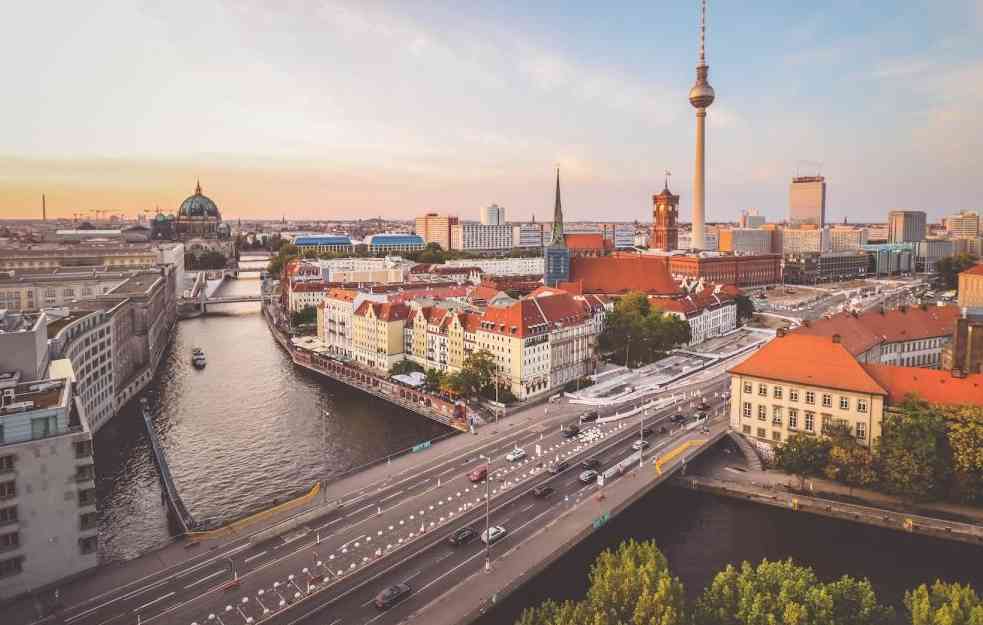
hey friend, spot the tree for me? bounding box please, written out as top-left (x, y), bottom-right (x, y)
top-left (936, 253), bottom-right (979, 290)
top-left (875, 395), bottom-right (951, 501)
top-left (462, 350), bottom-right (496, 393)
top-left (517, 540), bottom-right (686, 625)
top-left (388, 359), bottom-right (423, 377)
top-left (693, 559), bottom-right (893, 625)
top-left (290, 305), bottom-right (317, 327)
top-left (423, 368), bottom-right (446, 392)
top-left (905, 581), bottom-right (983, 625)
top-left (823, 423), bottom-right (877, 493)
top-left (734, 294), bottom-right (755, 323)
top-left (774, 432), bottom-right (831, 489)
top-left (942, 405), bottom-right (983, 503)
top-left (599, 291), bottom-right (691, 368)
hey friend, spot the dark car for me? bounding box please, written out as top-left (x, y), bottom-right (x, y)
top-left (447, 527), bottom-right (477, 546)
top-left (562, 425), bottom-right (580, 438)
top-left (548, 460), bottom-right (570, 474)
top-left (374, 583), bottom-right (412, 610)
top-left (670, 413), bottom-right (686, 424)
top-left (580, 411), bottom-right (599, 423)
top-left (532, 485), bottom-right (554, 498)
top-left (581, 458), bottom-right (600, 470)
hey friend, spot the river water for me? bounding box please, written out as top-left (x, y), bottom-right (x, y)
top-left (93, 262), bottom-right (983, 617)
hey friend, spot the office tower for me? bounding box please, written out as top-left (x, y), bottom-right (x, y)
top-left (947, 211), bottom-right (980, 239)
top-left (480, 204), bottom-right (506, 226)
top-left (887, 210), bottom-right (927, 243)
top-left (688, 0), bottom-right (715, 250)
top-left (544, 169), bottom-right (570, 287)
top-left (789, 176), bottom-right (827, 227)
top-left (414, 213), bottom-right (459, 250)
top-left (650, 175), bottom-right (679, 251)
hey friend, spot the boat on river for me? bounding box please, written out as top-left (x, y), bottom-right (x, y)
top-left (191, 347), bottom-right (207, 369)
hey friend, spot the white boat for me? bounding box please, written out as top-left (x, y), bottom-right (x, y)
top-left (191, 347), bottom-right (207, 369)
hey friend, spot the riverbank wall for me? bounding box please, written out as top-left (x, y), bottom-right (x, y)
top-left (676, 475), bottom-right (983, 546)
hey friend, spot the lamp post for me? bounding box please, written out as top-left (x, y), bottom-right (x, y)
top-left (625, 334), bottom-right (631, 369)
top-left (480, 452), bottom-right (493, 572)
top-left (640, 408), bottom-right (646, 468)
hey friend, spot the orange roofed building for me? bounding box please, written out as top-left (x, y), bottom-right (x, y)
top-left (729, 331), bottom-right (983, 448)
top-left (562, 254), bottom-right (679, 296)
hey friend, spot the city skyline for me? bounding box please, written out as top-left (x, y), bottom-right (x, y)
top-left (2, 1), bottom-right (981, 223)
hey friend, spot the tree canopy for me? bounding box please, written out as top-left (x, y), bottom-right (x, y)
top-left (773, 432), bottom-right (832, 488)
top-left (936, 253), bottom-right (979, 290)
top-left (875, 396), bottom-right (952, 501)
top-left (599, 291), bottom-right (691, 368)
top-left (942, 404), bottom-right (983, 503)
top-left (905, 581), bottom-right (983, 625)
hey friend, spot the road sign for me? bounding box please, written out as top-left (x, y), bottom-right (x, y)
top-left (592, 512), bottom-right (610, 529)
top-left (412, 440), bottom-right (432, 453)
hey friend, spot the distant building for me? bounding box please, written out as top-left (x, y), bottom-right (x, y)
top-left (783, 252), bottom-right (869, 284)
top-left (864, 243), bottom-right (914, 276)
top-left (173, 181), bottom-right (234, 259)
top-left (789, 176), bottom-right (826, 227)
top-left (414, 213), bottom-right (459, 250)
top-left (480, 204), bottom-right (506, 226)
top-left (947, 211), bottom-right (979, 239)
top-left (565, 233), bottom-right (611, 258)
top-left (829, 227), bottom-right (868, 252)
top-left (364, 234), bottom-right (425, 254)
top-left (717, 228), bottom-right (773, 255)
top-left (887, 210), bottom-right (927, 243)
top-left (445, 257), bottom-right (544, 276)
top-left (740, 209), bottom-right (766, 229)
top-left (669, 253), bottom-right (782, 288)
top-left (952, 237), bottom-right (983, 258)
top-left (958, 263), bottom-right (983, 309)
top-left (450, 223), bottom-right (513, 252)
top-left (678, 229), bottom-right (719, 251)
top-left (941, 309), bottom-right (983, 375)
top-left (782, 227), bottom-right (830, 255)
top-left (544, 170), bottom-right (570, 287)
top-left (914, 239), bottom-right (954, 273)
top-left (513, 222), bottom-right (546, 249)
top-left (293, 235), bottom-right (355, 255)
top-left (649, 181), bottom-right (679, 252)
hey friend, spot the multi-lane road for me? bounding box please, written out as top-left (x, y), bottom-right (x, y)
top-left (37, 373), bottom-right (731, 625)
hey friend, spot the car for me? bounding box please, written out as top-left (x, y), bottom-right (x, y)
top-left (506, 448), bottom-right (526, 462)
top-left (481, 525), bottom-right (507, 544)
top-left (562, 425), bottom-right (580, 438)
top-left (581, 458), bottom-right (600, 470)
top-left (698, 401), bottom-right (710, 411)
top-left (670, 414), bottom-right (687, 424)
top-left (532, 485), bottom-right (554, 498)
top-left (548, 460), bottom-right (569, 474)
top-left (632, 440), bottom-right (650, 451)
top-left (468, 465), bottom-right (488, 483)
top-left (374, 583), bottom-right (412, 610)
top-left (447, 527), bottom-right (477, 546)
top-left (580, 411), bottom-right (599, 423)
top-left (579, 469), bottom-right (598, 483)
top-left (641, 426), bottom-right (653, 438)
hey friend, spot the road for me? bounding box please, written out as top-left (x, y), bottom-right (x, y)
top-left (43, 373), bottom-right (730, 625)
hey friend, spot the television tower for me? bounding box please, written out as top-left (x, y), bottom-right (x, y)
top-left (688, 0), bottom-right (715, 250)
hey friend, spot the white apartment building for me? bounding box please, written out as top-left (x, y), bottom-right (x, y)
top-left (320, 289), bottom-right (387, 358)
top-left (947, 212), bottom-right (979, 239)
top-left (47, 310), bottom-right (116, 431)
top-left (0, 372), bottom-right (98, 599)
top-left (782, 227), bottom-right (831, 254)
top-left (0, 269), bottom-right (129, 311)
top-left (444, 257), bottom-right (545, 276)
top-left (481, 204), bottom-right (506, 226)
top-left (830, 227), bottom-right (868, 252)
top-left (678, 230), bottom-right (719, 251)
top-left (718, 228), bottom-right (773, 255)
top-left (649, 284), bottom-right (738, 345)
top-left (513, 223), bottom-right (546, 249)
top-left (450, 224), bottom-right (514, 252)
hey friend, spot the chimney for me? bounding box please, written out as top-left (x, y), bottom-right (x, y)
top-left (832, 333), bottom-right (841, 344)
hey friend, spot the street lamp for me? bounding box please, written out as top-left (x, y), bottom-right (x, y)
top-left (480, 452), bottom-right (493, 572)
top-left (640, 408), bottom-right (647, 469)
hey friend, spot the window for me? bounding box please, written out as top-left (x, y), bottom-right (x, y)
top-left (789, 388), bottom-right (799, 402)
top-left (742, 402), bottom-right (752, 419)
top-left (80, 512), bottom-right (98, 531)
top-left (772, 406), bottom-right (783, 426)
top-left (773, 386), bottom-right (783, 399)
top-left (822, 394), bottom-right (833, 408)
top-left (0, 456), bottom-right (13, 474)
top-left (742, 424), bottom-right (751, 434)
top-left (856, 422), bottom-right (867, 441)
top-left (0, 506), bottom-right (15, 526)
top-left (0, 531), bottom-right (18, 551)
top-left (756, 427), bottom-right (766, 438)
top-left (79, 535), bottom-right (98, 555)
top-left (743, 382), bottom-right (752, 394)
top-left (31, 416), bottom-right (56, 440)
top-left (0, 555), bottom-right (23, 578)
top-left (78, 488), bottom-right (96, 507)
top-left (0, 482), bottom-right (14, 500)
top-left (804, 411), bottom-right (815, 432)
top-left (788, 408), bottom-right (799, 429)
top-left (839, 396), bottom-right (849, 410)
top-left (857, 399), bottom-right (868, 413)
top-left (758, 383), bottom-right (768, 397)
top-left (757, 405), bottom-right (767, 421)
top-left (75, 464), bottom-right (95, 483)
top-left (805, 391), bottom-right (815, 405)
top-left (772, 431), bottom-right (782, 442)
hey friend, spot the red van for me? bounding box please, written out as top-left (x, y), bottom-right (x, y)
top-left (468, 464), bottom-right (488, 483)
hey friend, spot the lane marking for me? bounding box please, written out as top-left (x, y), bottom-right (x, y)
top-left (379, 490), bottom-right (404, 503)
top-left (244, 550), bottom-right (268, 564)
top-left (520, 503), bottom-right (535, 513)
top-left (133, 591), bottom-right (175, 613)
top-left (182, 569), bottom-right (224, 590)
top-left (345, 502), bottom-right (375, 517)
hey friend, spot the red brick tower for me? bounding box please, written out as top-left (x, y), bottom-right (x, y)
top-left (650, 175), bottom-right (679, 251)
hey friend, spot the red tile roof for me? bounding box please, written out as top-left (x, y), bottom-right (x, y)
top-left (325, 288), bottom-right (358, 302)
top-left (961, 263), bottom-right (983, 277)
top-left (564, 233), bottom-right (607, 252)
top-left (568, 255), bottom-right (678, 295)
top-left (648, 289), bottom-right (734, 318)
top-left (728, 334), bottom-right (887, 396)
top-left (792, 305), bottom-right (960, 356)
top-left (863, 364), bottom-right (983, 406)
top-left (355, 301), bottom-right (410, 321)
top-left (480, 292), bottom-right (587, 338)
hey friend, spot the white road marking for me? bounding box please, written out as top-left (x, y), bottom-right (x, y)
top-left (520, 503), bottom-right (535, 513)
top-left (379, 490), bottom-right (404, 503)
top-left (340, 534), bottom-right (366, 550)
top-left (181, 569), bottom-right (224, 590)
top-left (402, 569), bottom-right (422, 583)
top-left (346, 502), bottom-right (375, 517)
top-left (133, 591), bottom-right (175, 613)
top-left (244, 550), bottom-right (267, 564)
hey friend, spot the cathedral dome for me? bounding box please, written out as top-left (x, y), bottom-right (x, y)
top-left (178, 181), bottom-right (221, 219)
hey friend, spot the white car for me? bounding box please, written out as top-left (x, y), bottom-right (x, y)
top-left (506, 447), bottom-right (526, 462)
top-left (632, 440), bottom-right (650, 451)
top-left (481, 525), bottom-right (507, 544)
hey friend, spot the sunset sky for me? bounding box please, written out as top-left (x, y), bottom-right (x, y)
top-left (2, 1), bottom-right (981, 223)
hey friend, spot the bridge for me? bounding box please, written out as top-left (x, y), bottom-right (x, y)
top-left (140, 399), bottom-right (196, 534)
top-left (179, 292), bottom-right (268, 313)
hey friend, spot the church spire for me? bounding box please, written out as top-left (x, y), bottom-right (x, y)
top-left (550, 167), bottom-right (564, 246)
top-left (195, 179), bottom-right (202, 195)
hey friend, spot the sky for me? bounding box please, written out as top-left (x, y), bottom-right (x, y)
top-left (1, 0), bottom-right (981, 224)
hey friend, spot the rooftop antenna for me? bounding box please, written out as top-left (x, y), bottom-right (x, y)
top-left (699, 0), bottom-right (707, 67)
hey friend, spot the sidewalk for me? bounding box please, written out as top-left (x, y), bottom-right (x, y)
top-left (4, 393), bottom-right (583, 623)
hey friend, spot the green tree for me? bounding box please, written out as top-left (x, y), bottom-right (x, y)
top-left (290, 305), bottom-right (317, 327)
top-left (936, 253), bottom-right (979, 290)
top-left (774, 432), bottom-right (832, 489)
top-left (823, 423), bottom-right (878, 493)
top-left (875, 395), bottom-right (951, 501)
top-left (462, 349), bottom-right (496, 393)
top-left (693, 559), bottom-right (893, 625)
top-left (905, 580), bottom-right (983, 625)
top-left (388, 359), bottom-right (423, 377)
top-left (943, 405), bottom-right (983, 503)
top-left (423, 368), bottom-right (446, 392)
top-left (599, 291), bottom-right (691, 367)
top-left (734, 294), bottom-right (755, 322)
top-left (267, 243), bottom-right (299, 276)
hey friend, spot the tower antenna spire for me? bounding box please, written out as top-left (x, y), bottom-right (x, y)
top-left (699, 0), bottom-right (707, 66)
